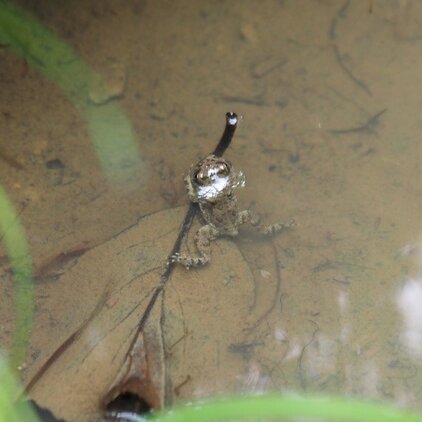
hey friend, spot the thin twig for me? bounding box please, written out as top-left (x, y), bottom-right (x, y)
top-left (332, 44), bottom-right (371, 96)
top-left (329, 0), bottom-right (351, 40)
top-left (329, 1), bottom-right (371, 96)
top-left (329, 108), bottom-right (386, 135)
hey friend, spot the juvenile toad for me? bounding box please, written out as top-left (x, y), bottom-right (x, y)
top-left (171, 154), bottom-right (293, 268)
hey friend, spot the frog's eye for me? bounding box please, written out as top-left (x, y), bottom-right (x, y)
top-left (216, 162), bottom-right (229, 176)
top-left (194, 170), bottom-right (209, 185)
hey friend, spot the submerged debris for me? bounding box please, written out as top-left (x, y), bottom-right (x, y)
top-left (89, 62), bottom-right (127, 105)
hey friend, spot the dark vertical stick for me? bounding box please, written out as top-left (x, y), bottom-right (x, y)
top-left (213, 112), bottom-right (238, 157)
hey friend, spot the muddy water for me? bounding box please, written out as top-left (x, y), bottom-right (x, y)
top-left (1, 0), bottom-right (422, 420)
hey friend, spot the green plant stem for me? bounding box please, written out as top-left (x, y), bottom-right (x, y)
top-left (152, 394), bottom-right (422, 422)
top-left (0, 187), bottom-right (33, 373)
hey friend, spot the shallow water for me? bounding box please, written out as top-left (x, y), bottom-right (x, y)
top-left (1, 0), bottom-right (422, 420)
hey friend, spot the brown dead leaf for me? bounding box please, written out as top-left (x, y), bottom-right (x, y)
top-left (22, 205), bottom-right (283, 421)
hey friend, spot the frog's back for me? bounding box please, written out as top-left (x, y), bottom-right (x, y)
top-left (199, 195), bottom-right (239, 236)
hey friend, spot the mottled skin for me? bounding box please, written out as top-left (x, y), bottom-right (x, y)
top-left (171, 154), bottom-right (293, 268)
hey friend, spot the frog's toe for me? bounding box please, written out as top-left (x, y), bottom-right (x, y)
top-left (168, 253), bottom-right (179, 263)
top-left (286, 218), bottom-right (296, 227)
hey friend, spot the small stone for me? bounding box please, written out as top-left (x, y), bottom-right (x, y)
top-left (239, 23), bottom-right (257, 44)
top-left (274, 327), bottom-right (287, 342)
top-left (46, 158), bottom-right (65, 169)
top-left (89, 62), bottom-right (127, 105)
top-left (259, 269), bottom-right (272, 279)
top-left (223, 271), bottom-right (236, 285)
top-left (32, 138), bottom-right (49, 156)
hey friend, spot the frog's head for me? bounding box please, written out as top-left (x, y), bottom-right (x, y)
top-left (186, 154), bottom-right (245, 203)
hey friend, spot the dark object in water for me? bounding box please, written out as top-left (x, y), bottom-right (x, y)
top-left (105, 393), bottom-right (150, 421)
top-left (45, 158), bottom-right (65, 169)
top-left (26, 400), bottom-right (66, 422)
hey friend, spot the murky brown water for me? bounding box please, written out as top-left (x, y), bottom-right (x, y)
top-left (1, 0), bottom-right (422, 420)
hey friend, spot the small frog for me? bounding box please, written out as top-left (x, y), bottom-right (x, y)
top-left (171, 154), bottom-right (293, 268)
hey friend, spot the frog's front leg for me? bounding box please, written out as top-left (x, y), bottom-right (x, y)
top-left (171, 224), bottom-right (219, 269)
top-left (237, 209), bottom-right (295, 236)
